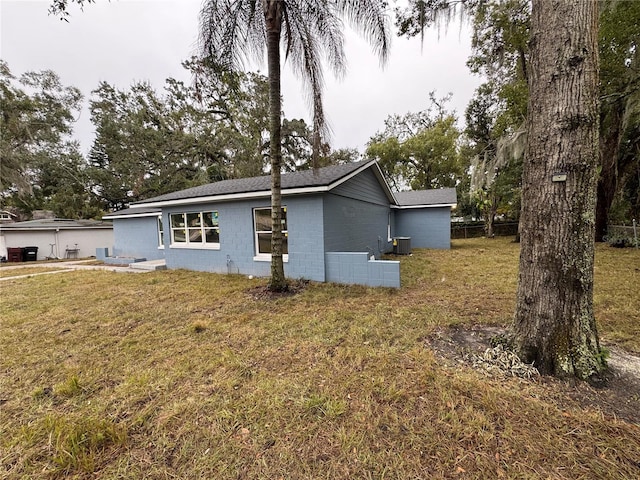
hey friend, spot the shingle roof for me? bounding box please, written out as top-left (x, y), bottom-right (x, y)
top-left (0, 219), bottom-right (113, 230)
top-left (394, 188), bottom-right (457, 206)
top-left (133, 160), bottom-right (373, 206)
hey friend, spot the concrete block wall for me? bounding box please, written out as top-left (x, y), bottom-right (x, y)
top-left (113, 216), bottom-right (164, 260)
top-left (394, 207), bottom-right (452, 249)
top-left (162, 195), bottom-right (326, 282)
top-left (323, 195), bottom-right (392, 257)
top-left (325, 252), bottom-right (400, 288)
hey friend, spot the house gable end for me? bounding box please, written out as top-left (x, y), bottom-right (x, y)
top-left (329, 167), bottom-right (391, 206)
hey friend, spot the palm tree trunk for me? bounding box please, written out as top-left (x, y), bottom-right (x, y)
top-left (513, 0), bottom-right (604, 379)
top-left (264, 0), bottom-right (287, 291)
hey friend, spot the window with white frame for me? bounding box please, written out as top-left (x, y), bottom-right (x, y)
top-left (157, 215), bottom-right (164, 248)
top-left (170, 211), bottom-right (220, 247)
top-left (253, 207), bottom-right (287, 256)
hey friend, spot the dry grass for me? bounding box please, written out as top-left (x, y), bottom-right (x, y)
top-left (0, 267), bottom-right (70, 278)
top-left (1, 237), bottom-right (639, 479)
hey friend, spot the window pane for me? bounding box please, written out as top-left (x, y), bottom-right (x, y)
top-left (255, 209), bottom-right (271, 232)
top-left (173, 229), bottom-right (186, 242)
top-left (170, 213), bottom-right (185, 228)
top-left (205, 228), bottom-right (219, 243)
top-left (187, 212), bottom-right (201, 227)
top-left (281, 209), bottom-right (287, 230)
top-left (257, 233), bottom-right (271, 254)
top-left (203, 211), bottom-right (218, 227)
top-left (188, 227), bottom-right (202, 242)
top-left (257, 233), bottom-right (288, 254)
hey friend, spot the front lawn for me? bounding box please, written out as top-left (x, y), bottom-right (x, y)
top-left (1, 237), bottom-right (638, 479)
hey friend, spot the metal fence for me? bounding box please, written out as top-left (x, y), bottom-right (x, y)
top-left (451, 221), bottom-right (519, 239)
top-left (607, 222), bottom-right (639, 248)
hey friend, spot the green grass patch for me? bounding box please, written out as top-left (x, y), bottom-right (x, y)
top-left (0, 238), bottom-right (638, 478)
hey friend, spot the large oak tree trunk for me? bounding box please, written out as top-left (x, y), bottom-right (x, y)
top-left (513, 0), bottom-right (605, 378)
top-left (264, 0), bottom-right (287, 291)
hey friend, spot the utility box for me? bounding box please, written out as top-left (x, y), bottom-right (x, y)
top-left (393, 237), bottom-right (411, 255)
top-left (23, 246), bottom-right (38, 262)
top-left (7, 247), bottom-right (23, 262)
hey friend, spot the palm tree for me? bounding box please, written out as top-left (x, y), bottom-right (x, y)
top-left (198, 0), bottom-right (391, 291)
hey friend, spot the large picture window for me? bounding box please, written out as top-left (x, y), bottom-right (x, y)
top-left (170, 211), bottom-right (220, 248)
top-left (254, 207), bottom-right (287, 257)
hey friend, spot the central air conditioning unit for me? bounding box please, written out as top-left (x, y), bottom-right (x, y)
top-left (392, 237), bottom-right (411, 255)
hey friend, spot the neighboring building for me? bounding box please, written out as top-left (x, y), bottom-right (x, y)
top-left (103, 160), bottom-right (456, 288)
top-left (0, 211), bottom-right (17, 223)
top-left (0, 219), bottom-right (114, 261)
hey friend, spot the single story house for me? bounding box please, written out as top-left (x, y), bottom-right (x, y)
top-left (103, 160), bottom-right (456, 287)
top-left (0, 218), bottom-right (114, 261)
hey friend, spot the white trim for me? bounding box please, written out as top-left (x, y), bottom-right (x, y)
top-left (253, 254), bottom-right (288, 263)
top-left (169, 211), bottom-right (220, 249)
top-left (102, 212), bottom-right (161, 219)
top-left (157, 215), bottom-right (164, 248)
top-left (391, 203), bottom-right (457, 210)
top-left (170, 243), bottom-right (220, 250)
top-left (253, 206), bottom-right (288, 257)
top-left (136, 190), bottom-right (271, 208)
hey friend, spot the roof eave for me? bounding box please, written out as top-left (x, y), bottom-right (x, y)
top-left (102, 212), bottom-right (162, 220)
top-left (391, 203), bottom-right (457, 209)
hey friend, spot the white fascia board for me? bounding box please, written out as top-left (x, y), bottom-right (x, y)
top-left (391, 203), bottom-right (457, 209)
top-left (102, 212), bottom-right (162, 220)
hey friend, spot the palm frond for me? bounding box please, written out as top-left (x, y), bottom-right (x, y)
top-left (338, 0), bottom-right (391, 66)
top-left (198, 0), bottom-right (265, 71)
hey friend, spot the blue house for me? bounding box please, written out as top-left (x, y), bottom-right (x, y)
top-left (103, 160), bottom-right (456, 288)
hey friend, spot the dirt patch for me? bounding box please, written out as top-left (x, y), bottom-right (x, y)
top-left (246, 279), bottom-right (309, 300)
top-left (426, 324), bottom-right (640, 425)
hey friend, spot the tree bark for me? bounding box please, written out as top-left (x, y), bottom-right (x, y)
top-left (513, 0), bottom-right (605, 378)
top-left (264, 0), bottom-right (287, 291)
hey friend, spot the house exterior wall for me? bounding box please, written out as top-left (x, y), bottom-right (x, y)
top-left (0, 228), bottom-right (113, 260)
top-left (325, 252), bottom-right (400, 288)
top-left (161, 195), bottom-right (326, 282)
top-left (323, 169), bottom-right (393, 257)
top-left (112, 216), bottom-right (164, 260)
top-left (394, 207), bottom-right (452, 249)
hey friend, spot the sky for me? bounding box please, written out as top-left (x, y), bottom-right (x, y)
top-left (0, 0), bottom-right (482, 156)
